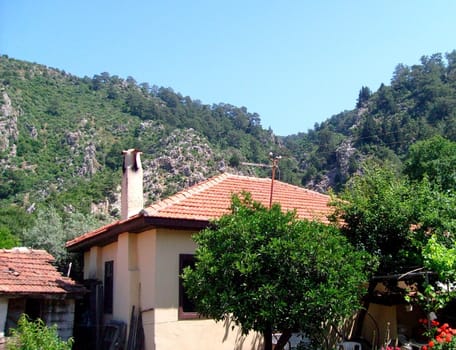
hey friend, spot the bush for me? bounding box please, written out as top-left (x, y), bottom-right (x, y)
top-left (7, 314), bottom-right (73, 350)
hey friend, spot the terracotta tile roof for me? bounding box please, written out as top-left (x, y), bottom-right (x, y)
top-left (144, 173), bottom-right (332, 222)
top-left (66, 174), bottom-right (334, 250)
top-left (0, 247), bottom-right (85, 296)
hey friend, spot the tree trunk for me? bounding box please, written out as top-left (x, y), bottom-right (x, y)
top-left (263, 324), bottom-right (273, 350)
top-left (274, 329), bottom-right (293, 350)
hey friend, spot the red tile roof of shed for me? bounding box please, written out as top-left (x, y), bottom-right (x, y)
top-left (0, 247), bottom-right (85, 296)
top-left (66, 173), bottom-right (334, 250)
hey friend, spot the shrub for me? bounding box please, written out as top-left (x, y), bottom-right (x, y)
top-left (7, 314), bottom-right (73, 350)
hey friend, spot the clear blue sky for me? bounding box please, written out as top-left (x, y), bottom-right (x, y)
top-left (1, 1), bottom-right (455, 136)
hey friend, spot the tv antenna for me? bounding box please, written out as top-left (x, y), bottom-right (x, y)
top-left (269, 152), bottom-right (282, 208)
top-left (240, 152), bottom-right (282, 208)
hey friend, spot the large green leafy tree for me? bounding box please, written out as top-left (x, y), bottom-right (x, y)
top-left (182, 193), bottom-right (374, 350)
top-left (404, 138), bottom-right (456, 312)
top-left (404, 135), bottom-right (456, 192)
top-left (333, 163), bottom-right (415, 273)
top-left (335, 149), bottom-right (456, 314)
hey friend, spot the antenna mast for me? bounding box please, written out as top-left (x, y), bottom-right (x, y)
top-left (269, 153), bottom-right (281, 208)
top-left (240, 153), bottom-right (281, 208)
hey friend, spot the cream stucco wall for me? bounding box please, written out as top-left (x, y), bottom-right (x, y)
top-left (84, 241), bottom-right (118, 325)
top-left (151, 229), bottom-right (261, 350)
top-left (137, 230), bottom-right (156, 312)
top-left (154, 317), bottom-right (263, 350)
top-left (115, 232), bottom-right (140, 323)
top-left (84, 243), bottom-right (117, 281)
top-left (154, 229), bottom-right (197, 313)
top-left (83, 227), bottom-right (262, 350)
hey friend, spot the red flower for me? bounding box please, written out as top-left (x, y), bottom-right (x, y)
top-left (422, 346), bottom-right (428, 350)
top-left (428, 340), bottom-right (435, 347)
top-left (445, 334), bottom-right (452, 342)
top-left (436, 336), bottom-right (444, 344)
top-left (432, 320), bottom-right (440, 327)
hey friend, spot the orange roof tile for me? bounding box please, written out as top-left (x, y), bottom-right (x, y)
top-left (67, 174), bottom-right (334, 250)
top-left (144, 173), bottom-right (332, 222)
top-left (0, 247), bottom-right (85, 296)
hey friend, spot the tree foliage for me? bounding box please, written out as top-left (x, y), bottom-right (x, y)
top-left (0, 226), bottom-right (20, 248)
top-left (0, 55), bottom-right (287, 225)
top-left (356, 86), bottom-right (372, 108)
top-left (404, 135), bottom-right (456, 191)
top-left (7, 314), bottom-right (73, 350)
top-left (334, 139), bottom-right (456, 313)
top-left (183, 193), bottom-right (375, 350)
top-left (284, 50), bottom-right (456, 190)
top-left (333, 163), bottom-right (414, 272)
top-left (20, 206), bottom-right (102, 272)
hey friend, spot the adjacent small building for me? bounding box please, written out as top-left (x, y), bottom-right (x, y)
top-left (66, 149), bottom-right (335, 350)
top-left (0, 247), bottom-right (86, 345)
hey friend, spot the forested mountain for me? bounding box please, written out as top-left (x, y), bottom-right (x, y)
top-left (0, 55), bottom-right (294, 213)
top-left (284, 51), bottom-right (456, 191)
top-left (1, 51), bottom-right (456, 260)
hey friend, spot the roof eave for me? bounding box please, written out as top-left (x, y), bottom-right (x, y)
top-left (66, 215), bottom-right (210, 253)
top-left (0, 291), bottom-right (85, 299)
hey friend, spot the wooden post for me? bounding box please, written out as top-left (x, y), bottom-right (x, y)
top-left (269, 154), bottom-right (281, 208)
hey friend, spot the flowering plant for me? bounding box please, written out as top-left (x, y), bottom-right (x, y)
top-left (420, 318), bottom-right (456, 350)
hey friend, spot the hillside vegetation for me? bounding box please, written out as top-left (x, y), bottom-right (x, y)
top-left (1, 51), bottom-right (456, 262)
top-left (0, 56), bottom-right (293, 212)
top-left (284, 51), bottom-right (456, 191)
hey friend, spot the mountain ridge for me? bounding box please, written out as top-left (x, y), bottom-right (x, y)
top-left (1, 50), bottom-right (456, 232)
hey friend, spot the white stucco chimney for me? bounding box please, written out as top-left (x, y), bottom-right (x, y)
top-left (121, 149), bottom-right (144, 220)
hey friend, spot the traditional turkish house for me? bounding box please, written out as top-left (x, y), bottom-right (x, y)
top-left (66, 149), bottom-right (335, 350)
top-left (0, 247), bottom-right (86, 346)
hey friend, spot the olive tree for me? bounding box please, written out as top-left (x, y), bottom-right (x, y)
top-left (21, 206), bottom-right (103, 274)
top-left (182, 193), bottom-right (375, 350)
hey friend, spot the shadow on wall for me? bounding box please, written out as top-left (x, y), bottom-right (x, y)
top-left (220, 317), bottom-right (263, 350)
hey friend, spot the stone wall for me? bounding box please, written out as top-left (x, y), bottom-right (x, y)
top-left (43, 299), bottom-right (76, 340)
top-left (0, 297), bottom-right (76, 341)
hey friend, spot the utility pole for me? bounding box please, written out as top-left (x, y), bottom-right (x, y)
top-left (269, 152), bottom-right (281, 209)
top-left (240, 153), bottom-right (281, 209)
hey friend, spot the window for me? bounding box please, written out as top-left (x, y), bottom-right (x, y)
top-left (178, 254), bottom-right (198, 319)
top-left (25, 299), bottom-right (42, 320)
top-left (104, 260), bottom-right (114, 314)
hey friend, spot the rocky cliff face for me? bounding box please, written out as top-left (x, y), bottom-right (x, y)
top-left (305, 137), bottom-right (359, 192)
top-left (91, 127), bottom-right (235, 216)
top-left (143, 128), bottom-right (228, 202)
top-left (0, 92), bottom-right (19, 161)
